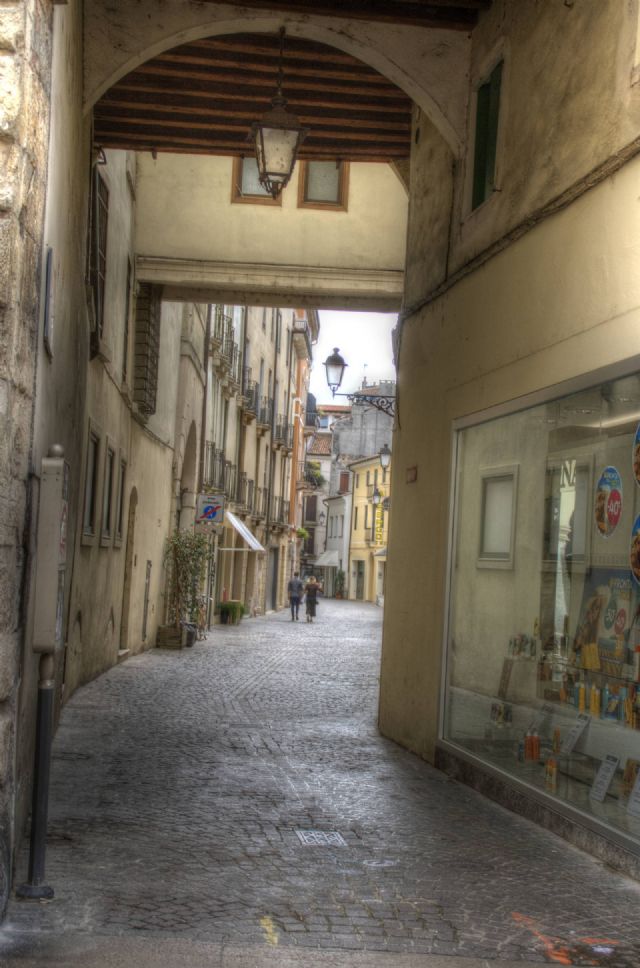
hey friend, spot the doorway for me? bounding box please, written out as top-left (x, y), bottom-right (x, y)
top-left (355, 560), bottom-right (365, 601)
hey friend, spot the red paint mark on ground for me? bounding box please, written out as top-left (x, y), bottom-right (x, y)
top-left (512, 912), bottom-right (619, 966)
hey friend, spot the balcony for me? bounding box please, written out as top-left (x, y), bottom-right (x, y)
top-left (211, 306), bottom-right (231, 349)
top-left (227, 344), bottom-right (241, 393)
top-left (297, 460), bottom-right (325, 491)
top-left (203, 442), bottom-right (225, 492)
top-left (292, 318), bottom-right (313, 361)
top-left (223, 461), bottom-right (236, 500)
top-left (271, 495), bottom-right (290, 529)
top-left (256, 396), bottom-right (273, 436)
top-left (252, 485), bottom-right (268, 521)
top-left (241, 378), bottom-right (259, 422)
top-left (234, 471), bottom-right (248, 510)
top-left (276, 417), bottom-right (294, 452)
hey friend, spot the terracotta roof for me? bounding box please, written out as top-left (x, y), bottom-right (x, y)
top-left (307, 433), bottom-right (333, 456)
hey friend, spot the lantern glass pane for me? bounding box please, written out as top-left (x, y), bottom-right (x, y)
top-left (241, 157), bottom-right (270, 197)
top-left (261, 126), bottom-right (299, 176)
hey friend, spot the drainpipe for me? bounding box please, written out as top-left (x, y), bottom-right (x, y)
top-left (197, 304), bottom-right (212, 493)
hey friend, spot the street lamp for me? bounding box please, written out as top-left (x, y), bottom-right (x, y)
top-left (379, 443), bottom-right (391, 469)
top-left (319, 511), bottom-right (326, 526)
top-left (323, 347), bottom-right (347, 396)
top-left (250, 28), bottom-right (308, 200)
top-left (323, 347), bottom-right (395, 418)
top-left (372, 486), bottom-right (382, 506)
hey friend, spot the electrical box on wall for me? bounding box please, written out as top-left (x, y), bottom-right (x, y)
top-left (32, 452), bottom-right (69, 654)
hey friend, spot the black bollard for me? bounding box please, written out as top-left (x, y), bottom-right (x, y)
top-left (16, 653), bottom-right (55, 900)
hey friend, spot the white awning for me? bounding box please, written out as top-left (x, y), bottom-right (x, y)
top-left (314, 549), bottom-right (339, 567)
top-left (374, 547), bottom-right (387, 558)
top-left (221, 510), bottom-right (265, 553)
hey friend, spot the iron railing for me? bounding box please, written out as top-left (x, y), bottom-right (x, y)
top-left (257, 396), bottom-right (273, 427)
top-left (203, 442), bottom-right (225, 491)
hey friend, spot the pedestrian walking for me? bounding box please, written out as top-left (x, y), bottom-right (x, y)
top-left (288, 572), bottom-right (304, 621)
top-left (304, 575), bottom-right (320, 623)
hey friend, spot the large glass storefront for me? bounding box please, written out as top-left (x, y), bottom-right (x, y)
top-left (445, 371), bottom-right (640, 849)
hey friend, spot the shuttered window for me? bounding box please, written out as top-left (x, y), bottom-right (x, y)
top-left (472, 61), bottom-right (503, 210)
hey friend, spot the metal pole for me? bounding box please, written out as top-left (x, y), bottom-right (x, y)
top-left (17, 653), bottom-right (55, 900)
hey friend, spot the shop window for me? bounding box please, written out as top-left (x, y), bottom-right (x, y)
top-left (82, 425), bottom-right (101, 544)
top-left (298, 161), bottom-right (349, 210)
top-left (445, 371), bottom-right (640, 851)
top-left (478, 466), bottom-right (518, 568)
top-left (231, 157), bottom-right (281, 206)
top-left (471, 60), bottom-right (503, 210)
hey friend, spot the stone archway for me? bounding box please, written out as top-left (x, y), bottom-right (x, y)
top-left (84, 5), bottom-right (469, 154)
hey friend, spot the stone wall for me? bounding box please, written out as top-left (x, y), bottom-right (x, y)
top-left (0, 0), bottom-right (53, 915)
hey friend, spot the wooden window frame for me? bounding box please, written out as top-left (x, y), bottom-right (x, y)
top-left (101, 438), bottom-right (117, 546)
top-left (231, 156), bottom-right (282, 207)
top-left (471, 60), bottom-right (503, 211)
top-left (82, 421), bottom-right (102, 546)
top-left (114, 453), bottom-right (127, 548)
top-left (297, 160), bottom-right (349, 211)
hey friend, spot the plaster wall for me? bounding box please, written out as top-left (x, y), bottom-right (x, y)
top-left (448, 0), bottom-right (640, 283)
top-left (135, 155), bottom-right (407, 278)
top-left (379, 151), bottom-right (640, 762)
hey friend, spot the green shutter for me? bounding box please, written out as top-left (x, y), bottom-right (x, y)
top-left (472, 60), bottom-right (502, 210)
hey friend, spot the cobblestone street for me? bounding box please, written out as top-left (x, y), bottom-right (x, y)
top-left (1, 601), bottom-right (640, 967)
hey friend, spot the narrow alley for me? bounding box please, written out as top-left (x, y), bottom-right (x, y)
top-left (1, 602), bottom-right (639, 968)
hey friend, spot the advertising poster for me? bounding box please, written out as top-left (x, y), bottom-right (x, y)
top-left (633, 424), bottom-right (640, 486)
top-left (631, 514), bottom-right (640, 587)
top-left (573, 568), bottom-right (633, 676)
top-left (594, 466), bottom-right (622, 537)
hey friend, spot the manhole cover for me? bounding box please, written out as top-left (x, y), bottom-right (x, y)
top-left (295, 830), bottom-right (347, 847)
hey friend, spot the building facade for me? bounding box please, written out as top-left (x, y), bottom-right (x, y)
top-left (348, 455), bottom-right (391, 605)
top-left (4, 0), bottom-right (640, 908)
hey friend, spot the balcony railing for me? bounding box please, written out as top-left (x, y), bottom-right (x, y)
top-left (292, 319), bottom-right (313, 360)
top-left (296, 460), bottom-right (324, 489)
top-left (253, 485), bottom-right (268, 519)
top-left (271, 495), bottom-right (290, 526)
top-left (274, 416), bottom-right (293, 450)
top-left (203, 442), bottom-right (225, 491)
top-left (235, 471), bottom-right (248, 508)
top-left (257, 396), bottom-right (273, 428)
top-left (223, 461), bottom-right (236, 499)
top-left (229, 344), bottom-right (242, 388)
top-left (212, 306), bottom-right (232, 348)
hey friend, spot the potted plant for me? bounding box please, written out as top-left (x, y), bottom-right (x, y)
top-left (218, 600), bottom-right (245, 626)
top-left (158, 529), bottom-right (209, 648)
top-left (334, 568), bottom-right (346, 599)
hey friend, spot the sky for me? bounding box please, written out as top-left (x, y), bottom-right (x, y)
top-left (308, 310), bottom-right (397, 405)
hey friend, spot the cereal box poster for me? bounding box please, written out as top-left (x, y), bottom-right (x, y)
top-left (594, 466), bottom-right (622, 538)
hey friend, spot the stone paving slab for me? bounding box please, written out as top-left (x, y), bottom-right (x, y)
top-left (1, 601), bottom-right (640, 967)
top-left (0, 933), bottom-right (551, 968)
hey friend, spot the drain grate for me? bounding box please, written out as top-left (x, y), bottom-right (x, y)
top-left (295, 829), bottom-right (347, 847)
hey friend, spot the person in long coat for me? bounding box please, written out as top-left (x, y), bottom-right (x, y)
top-left (304, 576), bottom-right (320, 623)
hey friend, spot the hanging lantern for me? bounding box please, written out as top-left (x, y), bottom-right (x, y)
top-left (251, 28), bottom-right (308, 199)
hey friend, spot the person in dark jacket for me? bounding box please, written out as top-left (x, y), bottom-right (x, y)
top-left (304, 575), bottom-right (320, 623)
top-left (287, 572), bottom-right (304, 621)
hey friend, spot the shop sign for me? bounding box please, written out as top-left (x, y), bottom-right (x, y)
top-left (195, 493), bottom-right (225, 528)
top-left (594, 466), bottom-right (622, 537)
top-left (374, 503), bottom-right (384, 545)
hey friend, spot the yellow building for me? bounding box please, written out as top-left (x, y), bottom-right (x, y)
top-left (348, 456), bottom-right (391, 605)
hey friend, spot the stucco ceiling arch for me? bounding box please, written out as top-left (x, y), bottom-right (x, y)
top-left (85, 2), bottom-right (470, 155)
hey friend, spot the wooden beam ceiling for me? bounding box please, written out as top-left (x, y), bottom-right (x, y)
top-left (94, 34), bottom-right (414, 162)
top-left (194, 0), bottom-right (491, 31)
